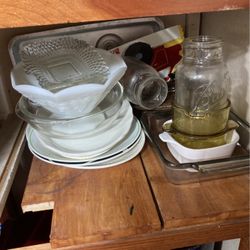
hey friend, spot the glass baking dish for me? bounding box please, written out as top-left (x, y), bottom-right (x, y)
top-left (140, 110), bottom-right (249, 184)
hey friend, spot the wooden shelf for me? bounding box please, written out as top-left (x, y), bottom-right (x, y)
top-left (0, 0), bottom-right (249, 28)
top-left (20, 142), bottom-right (249, 249)
top-left (1, 1), bottom-right (249, 249)
top-left (22, 152), bottom-right (161, 248)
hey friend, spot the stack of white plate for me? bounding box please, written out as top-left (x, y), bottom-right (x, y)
top-left (26, 118), bottom-right (145, 169)
top-left (17, 84), bottom-right (145, 169)
top-left (12, 37), bottom-right (145, 168)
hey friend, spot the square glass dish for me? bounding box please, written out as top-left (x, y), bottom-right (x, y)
top-left (20, 37), bottom-right (110, 91)
top-left (140, 110), bottom-right (249, 184)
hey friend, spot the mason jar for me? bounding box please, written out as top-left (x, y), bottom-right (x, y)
top-left (173, 36), bottom-right (231, 136)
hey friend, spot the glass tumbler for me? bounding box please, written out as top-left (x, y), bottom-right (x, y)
top-left (120, 57), bottom-right (168, 110)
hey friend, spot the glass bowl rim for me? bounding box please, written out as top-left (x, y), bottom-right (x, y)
top-left (16, 82), bottom-right (123, 123)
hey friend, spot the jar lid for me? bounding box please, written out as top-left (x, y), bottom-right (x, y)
top-left (184, 35), bottom-right (223, 49)
top-left (183, 36), bottom-right (223, 64)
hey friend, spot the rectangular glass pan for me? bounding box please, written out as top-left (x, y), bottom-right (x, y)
top-left (9, 17), bottom-right (164, 65)
top-left (140, 110), bottom-right (249, 184)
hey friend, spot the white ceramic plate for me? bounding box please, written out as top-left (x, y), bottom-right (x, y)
top-left (27, 117), bottom-right (141, 163)
top-left (33, 100), bottom-right (133, 159)
top-left (28, 129), bottom-right (145, 169)
top-left (28, 128), bottom-right (143, 167)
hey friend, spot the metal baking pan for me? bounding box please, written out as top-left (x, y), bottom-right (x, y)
top-left (140, 110), bottom-right (249, 184)
top-left (9, 17), bottom-right (164, 65)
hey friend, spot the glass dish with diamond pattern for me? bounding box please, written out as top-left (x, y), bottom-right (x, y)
top-left (20, 37), bottom-right (110, 91)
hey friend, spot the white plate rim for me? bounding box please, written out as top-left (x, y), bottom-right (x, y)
top-left (28, 130), bottom-right (145, 169)
top-left (31, 101), bottom-right (133, 158)
top-left (27, 118), bottom-right (142, 163)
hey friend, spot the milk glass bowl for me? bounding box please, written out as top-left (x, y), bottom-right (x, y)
top-left (16, 83), bottom-right (123, 139)
top-left (11, 48), bottom-right (127, 117)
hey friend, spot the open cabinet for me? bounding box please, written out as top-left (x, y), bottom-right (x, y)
top-left (0, 1), bottom-right (249, 250)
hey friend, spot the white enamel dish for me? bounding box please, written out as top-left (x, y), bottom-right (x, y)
top-left (159, 130), bottom-right (239, 163)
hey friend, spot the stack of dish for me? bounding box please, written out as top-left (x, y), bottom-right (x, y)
top-left (17, 83), bottom-right (145, 169)
top-left (12, 37), bottom-right (145, 168)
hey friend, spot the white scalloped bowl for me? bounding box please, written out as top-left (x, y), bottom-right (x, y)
top-left (11, 48), bottom-right (127, 117)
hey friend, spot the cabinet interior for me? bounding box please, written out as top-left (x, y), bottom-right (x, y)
top-left (0, 9), bottom-right (248, 123)
top-left (0, 7), bottom-right (249, 249)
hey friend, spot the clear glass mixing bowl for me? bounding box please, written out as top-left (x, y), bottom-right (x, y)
top-left (16, 83), bottom-right (123, 139)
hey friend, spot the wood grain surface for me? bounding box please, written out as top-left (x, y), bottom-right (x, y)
top-left (22, 155), bottom-right (161, 248)
top-left (20, 142), bottom-right (250, 249)
top-left (0, 0), bottom-right (248, 28)
top-left (141, 143), bottom-right (250, 229)
top-left (239, 237), bottom-right (250, 250)
top-left (21, 157), bottom-right (82, 212)
top-left (11, 243), bottom-right (51, 250)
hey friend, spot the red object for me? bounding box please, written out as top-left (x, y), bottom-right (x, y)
top-left (150, 44), bottom-right (182, 80)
